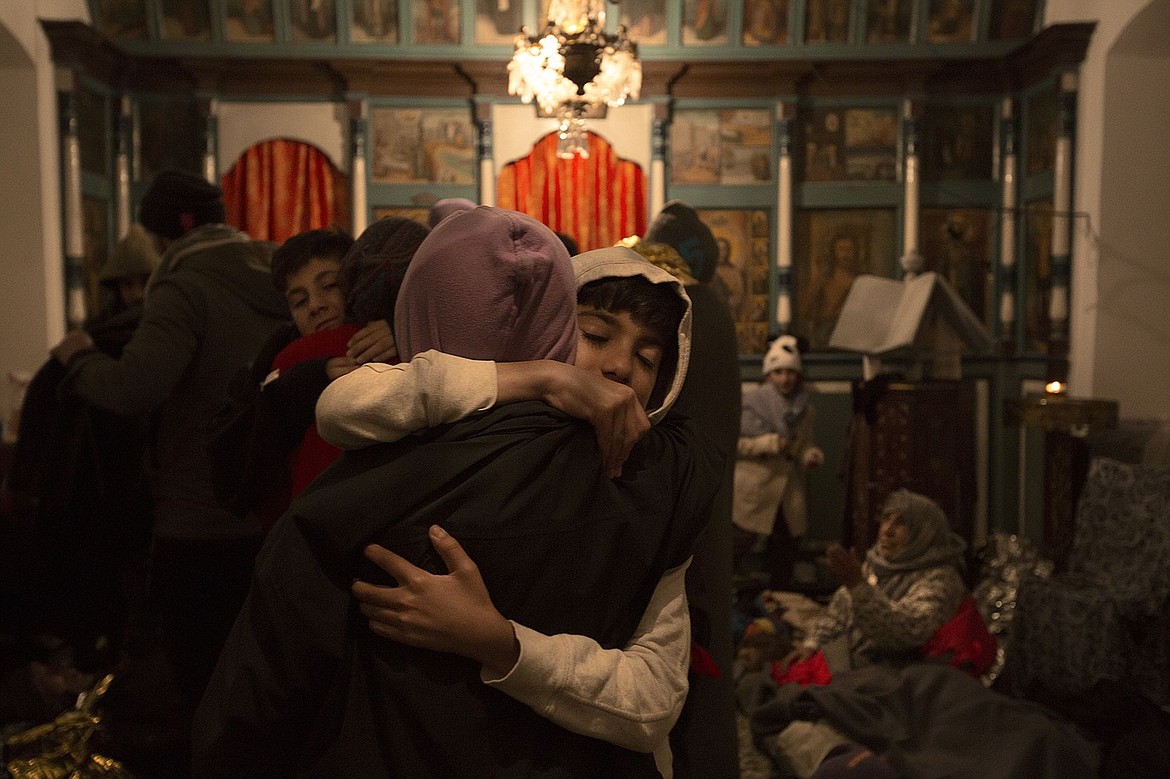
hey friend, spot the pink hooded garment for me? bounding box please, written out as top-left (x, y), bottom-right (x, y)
top-left (394, 206), bottom-right (578, 365)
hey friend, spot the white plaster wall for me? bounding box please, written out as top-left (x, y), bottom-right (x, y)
top-left (491, 103), bottom-right (652, 174)
top-left (0, 0), bottom-right (86, 426)
top-left (1094, 40), bottom-right (1170, 418)
top-left (217, 100), bottom-right (348, 174)
top-left (1044, 0), bottom-right (1163, 416)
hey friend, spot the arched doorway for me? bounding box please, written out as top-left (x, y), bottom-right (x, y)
top-left (497, 130), bottom-right (647, 252)
top-left (221, 137), bottom-right (349, 244)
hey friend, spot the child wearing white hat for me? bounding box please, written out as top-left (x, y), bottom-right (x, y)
top-left (733, 335), bottom-right (825, 588)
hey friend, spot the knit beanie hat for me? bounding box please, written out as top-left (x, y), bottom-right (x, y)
top-left (427, 197), bottom-right (477, 228)
top-left (100, 224), bottom-right (160, 281)
top-left (395, 206), bottom-right (578, 364)
top-left (645, 200), bottom-right (720, 284)
top-left (138, 170), bottom-right (225, 240)
top-left (762, 335), bottom-right (802, 375)
top-left (340, 216), bottom-right (429, 324)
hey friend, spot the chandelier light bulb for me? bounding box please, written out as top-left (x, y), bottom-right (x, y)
top-left (508, 0), bottom-right (641, 156)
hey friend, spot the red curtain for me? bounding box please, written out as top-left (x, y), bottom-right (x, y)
top-left (221, 138), bottom-right (349, 243)
top-left (497, 131), bottom-right (646, 252)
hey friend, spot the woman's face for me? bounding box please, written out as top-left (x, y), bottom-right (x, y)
top-left (877, 512), bottom-right (909, 559)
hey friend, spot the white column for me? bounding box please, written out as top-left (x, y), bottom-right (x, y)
top-left (1048, 71), bottom-right (1078, 354)
top-left (116, 95), bottom-right (132, 238)
top-left (649, 105), bottom-right (668, 222)
top-left (201, 98), bottom-right (218, 184)
top-left (999, 97), bottom-right (1018, 348)
top-left (349, 98), bottom-right (369, 235)
top-left (58, 68), bottom-right (85, 329)
top-left (775, 103), bottom-right (793, 332)
top-left (477, 102), bottom-right (496, 206)
top-left (901, 98), bottom-right (921, 277)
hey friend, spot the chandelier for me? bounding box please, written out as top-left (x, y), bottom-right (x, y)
top-left (507, 0), bottom-right (642, 158)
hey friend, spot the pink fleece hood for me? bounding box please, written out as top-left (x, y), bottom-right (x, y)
top-left (394, 206), bottom-right (578, 364)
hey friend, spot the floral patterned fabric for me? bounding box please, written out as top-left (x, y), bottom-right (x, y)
top-left (1010, 457), bottom-right (1170, 702)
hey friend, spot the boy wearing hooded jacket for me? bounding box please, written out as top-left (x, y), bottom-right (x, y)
top-left (194, 208), bottom-right (721, 777)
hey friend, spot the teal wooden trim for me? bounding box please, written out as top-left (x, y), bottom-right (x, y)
top-left (716, 0), bottom-right (742, 46)
top-left (80, 170), bottom-right (111, 198)
top-left (796, 182), bottom-right (903, 208)
top-left (975, 0), bottom-right (992, 41)
top-left (368, 95), bottom-right (473, 108)
top-left (664, 0), bottom-right (682, 48)
top-left (110, 36), bottom-right (1023, 61)
top-left (799, 94), bottom-right (905, 109)
top-left (664, 185), bottom-right (776, 208)
top-left (919, 180), bottom-right (999, 204)
top-left (1020, 170), bottom-right (1054, 201)
top-left (213, 93), bottom-right (346, 105)
top-left (102, 0), bottom-right (1041, 61)
top-left (368, 183), bottom-right (476, 201)
top-left (670, 97), bottom-right (779, 110)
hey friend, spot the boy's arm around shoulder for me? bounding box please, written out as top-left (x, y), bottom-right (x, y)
top-left (316, 349), bottom-right (497, 449)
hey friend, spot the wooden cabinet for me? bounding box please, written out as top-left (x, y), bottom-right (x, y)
top-left (843, 379), bottom-right (976, 551)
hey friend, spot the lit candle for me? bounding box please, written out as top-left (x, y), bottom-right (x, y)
top-left (1045, 381), bottom-right (1066, 395)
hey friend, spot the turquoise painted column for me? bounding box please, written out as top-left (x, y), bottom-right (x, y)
top-left (57, 67), bottom-right (85, 329)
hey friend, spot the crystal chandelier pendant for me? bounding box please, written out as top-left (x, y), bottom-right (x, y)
top-left (556, 105), bottom-right (590, 159)
top-left (508, 0), bottom-right (641, 157)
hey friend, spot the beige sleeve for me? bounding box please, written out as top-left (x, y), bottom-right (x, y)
top-left (482, 560), bottom-right (692, 755)
top-left (315, 349), bottom-right (497, 449)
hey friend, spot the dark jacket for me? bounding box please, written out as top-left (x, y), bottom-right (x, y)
top-left (193, 401), bottom-right (722, 777)
top-left (60, 224), bottom-right (288, 540)
top-left (5, 304), bottom-right (152, 647)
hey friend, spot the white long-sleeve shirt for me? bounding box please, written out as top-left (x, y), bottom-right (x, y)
top-left (316, 352), bottom-right (691, 775)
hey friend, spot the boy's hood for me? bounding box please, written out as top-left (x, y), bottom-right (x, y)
top-left (572, 247), bottom-right (692, 425)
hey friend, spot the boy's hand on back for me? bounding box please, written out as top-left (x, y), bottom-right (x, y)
top-left (353, 525), bottom-right (520, 675)
top-left (347, 319), bottom-right (398, 364)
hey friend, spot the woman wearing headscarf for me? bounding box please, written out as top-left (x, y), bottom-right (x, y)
top-left (780, 488), bottom-right (968, 673)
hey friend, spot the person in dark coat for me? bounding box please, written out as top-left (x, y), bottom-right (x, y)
top-left (645, 199), bottom-right (742, 779)
top-left (49, 171), bottom-right (289, 769)
top-left (2, 225), bottom-right (159, 673)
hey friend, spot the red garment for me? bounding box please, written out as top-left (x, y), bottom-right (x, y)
top-left (271, 324), bottom-right (362, 507)
top-left (689, 641), bottom-right (722, 678)
top-left (921, 594), bottom-right (998, 677)
top-left (770, 650), bottom-right (833, 687)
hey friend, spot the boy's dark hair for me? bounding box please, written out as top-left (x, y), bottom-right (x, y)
top-left (577, 275), bottom-right (686, 409)
top-left (340, 216), bottom-right (429, 324)
top-left (271, 228), bottom-right (354, 294)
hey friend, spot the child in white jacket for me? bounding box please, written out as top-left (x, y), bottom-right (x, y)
top-left (733, 335), bottom-right (824, 589)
